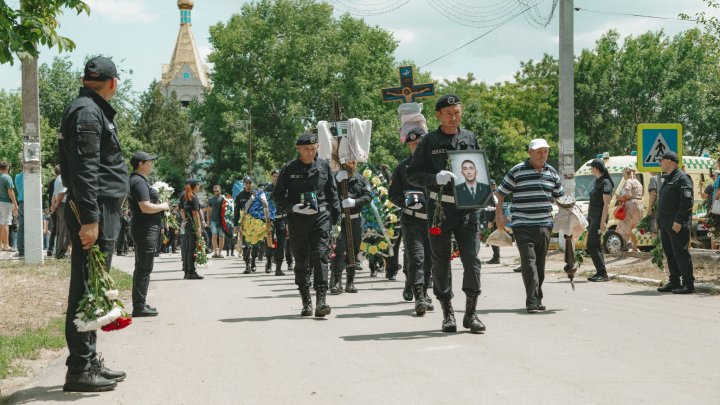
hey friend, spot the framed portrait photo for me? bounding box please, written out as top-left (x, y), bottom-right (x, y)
top-left (448, 150), bottom-right (492, 209)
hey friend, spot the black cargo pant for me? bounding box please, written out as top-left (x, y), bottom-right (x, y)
top-left (402, 213), bottom-right (432, 286)
top-left (288, 210), bottom-right (331, 290)
top-left (182, 225), bottom-right (198, 274)
top-left (659, 226), bottom-right (694, 287)
top-left (331, 216), bottom-right (362, 277)
top-left (64, 197), bottom-right (122, 374)
top-left (266, 216), bottom-right (288, 265)
top-left (513, 226), bottom-right (550, 308)
top-left (131, 221), bottom-right (160, 308)
top-left (427, 200), bottom-right (481, 301)
top-left (586, 214), bottom-right (606, 275)
top-left (385, 225), bottom-right (402, 278)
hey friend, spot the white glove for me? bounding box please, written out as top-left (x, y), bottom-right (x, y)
top-left (293, 203), bottom-right (317, 215)
top-left (408, 202), bottom-right (424, 210)
top-left (341, 198), bottom-right (356, 209)
top-left (435, 170), bottom-right (457, 185)
top-left (336, 170), bottom-right (349, 182)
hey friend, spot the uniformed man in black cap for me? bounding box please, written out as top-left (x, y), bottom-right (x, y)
top-left (58, 56), bottom-right (127, 392)
top-left (234, 176), bottom-right (258, 273)
top-left (330, 159), bottom-right (372, 294)
top-left (181, 178), bottom-right (205, 280)
top-left (265, 169), bottom-right (288, 275)
top-left (406, 94), bottom-right (486, 333)
top-left (128, 151), bottom-right (169, 317)
top-left (656, 151), bottom-right (695, 294)
top-left (272, 133), bottom-right (340, 317)
top-left (389, 128), bottom-right (434, 315)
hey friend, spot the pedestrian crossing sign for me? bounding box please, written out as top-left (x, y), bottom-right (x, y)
top-left (637, 123), bottom-right (682, 172)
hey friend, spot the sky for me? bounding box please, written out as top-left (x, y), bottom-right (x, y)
top-left (0, 0), bottom-right (716, 95)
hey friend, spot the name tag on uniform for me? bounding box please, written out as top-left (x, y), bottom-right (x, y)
top-left (431, 149), bottom-right (447, 155)
top-left (290, 175), bottom-right (303, 179)
top-left (108, 123), bottom-right (115, 130)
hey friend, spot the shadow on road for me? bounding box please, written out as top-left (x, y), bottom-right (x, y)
top-left (609, 290), bottom-right (661, 296)
top-left (334, 309), bottom-right (411, 319)
top-left (476, 308), bottom-right (563, 315)
top-left (246, 294), bottom-right (299, 299)
top-left (340, 330), bottom-right (452, 341)
top-left (1, 385), bottom-right (97, 404)
top-left (219, 314), bottom-right (316, 323)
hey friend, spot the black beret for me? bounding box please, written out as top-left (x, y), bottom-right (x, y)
top-left (84, 56), bottom-right (119, 81)
top-left (435, 94), bottom-right (461, 111)
top-left (660, 151), bottom-right (679, 163)
top-left (296, 133), bottom-right (318, 145)
top-left (404, 128), bottom-right (427, 143)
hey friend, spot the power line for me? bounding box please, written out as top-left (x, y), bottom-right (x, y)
top-left (419, 3), bottom-right (534, 69)
top-left (574, 7), bottom-right (699, 23)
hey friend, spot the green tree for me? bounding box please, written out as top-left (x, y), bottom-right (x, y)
top-left (0, 0), bottom-right (89, 64)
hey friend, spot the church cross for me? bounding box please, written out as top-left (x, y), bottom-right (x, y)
top-left (381, 65), bottom-right (435, 103)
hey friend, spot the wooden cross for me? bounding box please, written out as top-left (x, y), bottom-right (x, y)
top-left (381, 65), bottom-right (435, 103)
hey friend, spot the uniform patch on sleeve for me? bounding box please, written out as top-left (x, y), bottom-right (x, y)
top-left (602, 182), bottom-right (612, 193)
top-left (683, 189), bottom-right (692, 198)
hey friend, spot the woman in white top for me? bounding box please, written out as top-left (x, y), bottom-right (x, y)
top-left (616, 164), bottom-right (644, 251)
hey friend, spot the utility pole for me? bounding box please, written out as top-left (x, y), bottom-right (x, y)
top-left (559, 0), bottom-right (575, 196)
top-left (20, 55), bottom-right (43, 264)
top-left (247, 109), bottom-right (253, 177)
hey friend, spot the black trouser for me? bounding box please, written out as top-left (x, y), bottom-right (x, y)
top-left (427, 200), bottom-right (481, 301)
top-left (266, 216), bottom-right (287, 265)
top-left (331, 216), bottom-right (362, 277)
top-left (287, 210), bottom-right (331, 290)
top-left (131, 222), bottom-right (159, 308)
top-left (243, 241), bottom-right (259, 263)
top-left (402, 214), bottom-right (432, 286)
top-left (513, 226), bottom-right (550, 307)
top-left (116, 224), bottom-right (128, 255)
top-left (659, 226), bottom-right (694, 286)
top-left (285, 235), bottom-right (293, 264)
top-left (182, 226), bottom-right (197, 274)
top-left (386, 225), bottom-right (403, 278)
top-left (17, 201), bottom-right (24, 255)
top-left (55, 202), bottom-right (69, 258)
top-left (47, 211), bottom-right (57, 255)
top-left (64, 197), bottom-right (122, 374)
top-left (586, 214), bottom-right (606, 275)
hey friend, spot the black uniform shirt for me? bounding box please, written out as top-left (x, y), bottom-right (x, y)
top-left (340, 172), bottom-right (373, 215)
top-left (657, 168), bottom-right (694, 229)
top-left (588, 177), bottom-right (613, 218)
top-left (128, 172), bottom-right (162, 226)
top-left (406, 126), bottom-right (479, 197)
top-left (59, 87), bottom-right (129, 224)
top-left (272, 157), bottom-right (340, 223)
top-left (184, 195), bottom-right (201, 231)
top-left (389, 155), bottom-right (427, 215)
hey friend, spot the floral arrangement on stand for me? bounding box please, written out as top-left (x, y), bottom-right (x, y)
top-left (69, 201), bottom-right (132, 331)
top-left (703, 195), bottom-right (720, 239)
top-left (359, 165), bottom-right (400, 271)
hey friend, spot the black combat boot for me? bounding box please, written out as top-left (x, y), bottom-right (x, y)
top-left (243, 260), bottom-right (251, 274)
top-left (423, 284), bottom-right (434, 311)
top-left (63, 368), bottom-right (117, 392)
top-left (462, 295), bottom-right (486, 334)
top-left (402, 280), bottom-right (413, 301)
top-left (440, 300), bottom-right (457, 333)
top-left (265, 259), bottom-right (272, 273)
top-left (330, 273), bottom-right (343, 295)
top-left (300, 287), bottom-right (313, 316)
top-left (275, 263), bottom-right (285, 276)
top-left (345, 267), bottom-right (358, 293)
top-left (412, 285), bottom-right (427, 316)
top-left (657, 281), bottom-right (680, 292)
top-left (315, 288), bottom-right (332, 317)
top-left (251, 257), bottom-right (257, 272)
top-left (91, 354), bottom-right (126, 382)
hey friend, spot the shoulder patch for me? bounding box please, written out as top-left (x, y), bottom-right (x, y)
top-left (602, 182), bottom-right (612, 193)
top-left (684, 189), bottom-right (692, 198)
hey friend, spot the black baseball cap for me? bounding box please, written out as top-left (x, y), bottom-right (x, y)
top-left (586, 158), bottom-right (607, 173)
top-left (660, 151), bottom-right (680, 163)
top-left (130, 151), bottom-right (157, 167)
top-left (435, 94), bottom-right (461, 111)
top-left (244, 176), bottom-right (253, 183)
top-left (188, 178), bottom-right (202, 186)
top-left (84, 56), bottom-right (119, 81)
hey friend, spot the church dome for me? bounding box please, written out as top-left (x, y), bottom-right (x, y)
top-left (178, 0), bottom-right (194, 10)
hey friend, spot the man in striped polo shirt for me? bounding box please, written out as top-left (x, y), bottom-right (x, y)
top-left (495, 138), bottom-right (564, 313)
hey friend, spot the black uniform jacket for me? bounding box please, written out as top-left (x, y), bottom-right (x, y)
top-left (405, 126), bottom-right (479, 196)
top-left (657, 168), bottom-right (694, 230)
top-left (389, 155), bottom-right (427, 215)
top-left (59, 87), bottom-right (129, 224)
top-left (272, 157), bottom-right (340, 224)
top-left (339, 173), bottom-right (373, 215)
top-left (265, 183), bottom-right (286, 216)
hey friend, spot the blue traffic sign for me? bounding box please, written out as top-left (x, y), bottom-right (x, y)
top-left (636, 123), bottom-right (682, 172)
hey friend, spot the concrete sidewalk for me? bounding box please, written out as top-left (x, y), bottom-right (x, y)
top-left (4, 247), bottom-right (720, 404)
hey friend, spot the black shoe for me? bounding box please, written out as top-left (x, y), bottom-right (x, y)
top-left (300, 288), bottom-right (313, 316)
top-left (186, 272), bottom-right (204, 280)
top-left (513, 266), bottom-right (522, 273)
top-left (265, 261), bottom-right (272, 273)
top-left (440, 301), bottom-right (457, 333)
top-left (526, 304), bottom-right (546, 313)
top-left (412, 285), bottom-right (427, 316)
top-left (423, 285), bottom-right (434, 311)
top-left (486, 257), bottom-right (500, 264)
top-left (315, 289), bottom-right (331, 317)
top-left (402, 282), bottom-right (413, 302)
top-left (275, 264), bottom-right (285, 276)
top-left (657, 282), bottom-right (679, 293)
top-left (132, 305), bottom-right (158, 317)
top-left (63, 369), bottom-right (117, 392)
top-left (330, 274), bottom-right (342, 295)
top-left (345, 275), bottom-right (358, 293)
top-left (588, 274), bottom-right (609, 282)
top-left (463, 295), bottom-right (486, 333)
top-left (672, 285), bottom-right (695, 294)
top-left (92, 355), bottom-right (126, 382)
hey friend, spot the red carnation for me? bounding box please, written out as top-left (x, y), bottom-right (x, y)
top-left (429, 226), bottom-right (442, 235)
top-left (639, 229), bottom-right (645, 235)
top-left (101, 316), bottom-right (132, 332)
top-left (273, 241), bottom-right (278, 249)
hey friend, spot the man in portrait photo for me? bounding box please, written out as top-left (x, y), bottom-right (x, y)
top-left (455, 159), bottom-right (490, 208)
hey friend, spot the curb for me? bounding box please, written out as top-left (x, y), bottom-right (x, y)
top-left (607, 274), bottom-right (720, 294)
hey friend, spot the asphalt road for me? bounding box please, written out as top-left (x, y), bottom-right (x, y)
top-left (6, 247), bottom-right (720, 405)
